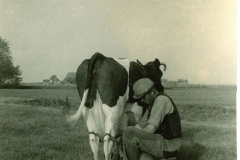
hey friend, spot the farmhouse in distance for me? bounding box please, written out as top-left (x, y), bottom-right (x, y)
top-left (42, 72), bottom-right (76, 84)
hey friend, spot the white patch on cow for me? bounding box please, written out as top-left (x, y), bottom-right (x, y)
top-left (114, 58), bottom-right (130, 74)
top-left (82, 90), bottom-right (107, 138)
top-left (92, 90), bottom-right (105, 137)
top-left (101, 85), bottom-right (129, 136)
top-left (84, 88), bottom-right (130, 138)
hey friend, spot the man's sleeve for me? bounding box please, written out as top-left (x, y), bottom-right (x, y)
top-left (148, 96), bottom-right (174, 129)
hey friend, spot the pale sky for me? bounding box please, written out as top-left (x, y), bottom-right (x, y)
top-left (0, 0), bottom-right (237, 84)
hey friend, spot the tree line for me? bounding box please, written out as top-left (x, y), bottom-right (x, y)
top-left (0, 37), bottom-right (22, 87)
top-left (162, 79), bottom-right (188, 83)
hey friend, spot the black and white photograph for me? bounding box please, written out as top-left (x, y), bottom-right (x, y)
top-left (0, 1), bottom-right (237, 160)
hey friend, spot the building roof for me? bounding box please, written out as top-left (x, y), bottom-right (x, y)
top-left (43, 79), bottom-right (50, 82)
top-left (63, 72), bottom-right (76, 82)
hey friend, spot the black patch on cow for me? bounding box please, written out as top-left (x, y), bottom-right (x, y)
top-left (128, 61), bottom-right (146, 103)
top-left (97, 58), bottom-right (128, 107)
top-left (76, 59), bottom-right (90, 101)
top-left (144, 59), bottom-right (164, 92)
top-left (128, 59), bottom-right (165, 103)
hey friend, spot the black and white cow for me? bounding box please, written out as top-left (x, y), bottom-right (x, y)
top-left (64, 52), bottom-right (166, 160)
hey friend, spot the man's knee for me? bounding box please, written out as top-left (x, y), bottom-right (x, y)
top-left (123, 126), bottom-right (137, 139)
top-left (122, 126), bottom-right (141, 146)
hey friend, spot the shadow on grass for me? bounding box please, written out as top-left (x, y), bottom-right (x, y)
top-left (176, 126), bottom-right (208, 160)
top-left (177, 141), bottom-right (207, 160)
top-left (0, 85), bottom-right (41, 89)
top-left (0, 84), bottom-right (77, 89)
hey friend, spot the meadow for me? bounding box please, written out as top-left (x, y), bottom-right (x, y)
top-left (0, 86), bottom-right (236, 160)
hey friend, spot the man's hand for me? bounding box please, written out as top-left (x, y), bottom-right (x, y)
top-left (135, 124), bottom-right (142, 130)
top-left (142, 124), bottom-right (156, 133)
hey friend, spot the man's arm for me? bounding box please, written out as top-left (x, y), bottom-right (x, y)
top-left (142, 124), bottom-right (156, 133)
top-left (137, 96), bottom-right (174, 133)
top-left (134, 123), bottom-right (156, 133)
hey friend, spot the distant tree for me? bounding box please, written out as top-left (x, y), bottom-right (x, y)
top-left (177, 79), bottom-right (182, 83)
top-left (161, 79), bottom-right (169, 83)
top-left (177, 79), bottom-right (188, 83)
top-left (50, 75), bottom-right (57, 83)
top-left (0, 37), bottom-right (22, 86)
top-left (55, 77), bottom-right (60, 82)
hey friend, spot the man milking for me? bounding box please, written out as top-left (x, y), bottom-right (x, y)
top-left (119, 78), bottom-right (182, 160)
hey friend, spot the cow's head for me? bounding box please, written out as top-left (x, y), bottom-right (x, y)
top-left (138, 59), bottom-right (166, 92)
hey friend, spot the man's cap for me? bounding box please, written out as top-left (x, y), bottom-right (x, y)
top-left (133, 78), bottom-right (154, 99)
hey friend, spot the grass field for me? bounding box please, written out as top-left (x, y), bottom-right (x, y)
top-left (0, 87), bottom-right (236, 160)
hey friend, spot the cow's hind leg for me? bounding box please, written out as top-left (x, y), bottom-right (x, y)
top-left (89, 132), bottom-right (100, 160)
top-left (102, 102), bottom-right (125, 160)
top-left (103, 133), bottom-right (114, 160)
top-left (83, 107), bottom-right (100, 160)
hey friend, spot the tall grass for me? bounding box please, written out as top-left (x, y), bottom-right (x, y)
top-left (0, 87), bottom-right (236, 160)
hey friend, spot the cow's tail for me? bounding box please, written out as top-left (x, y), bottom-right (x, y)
top-left (63, 89), bottom-right (89, 126)
top-left (85, 52), bottom-right (105, 89)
